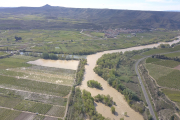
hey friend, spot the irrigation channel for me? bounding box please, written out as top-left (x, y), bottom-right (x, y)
top-left (79, 36), bottom-right (180, 120)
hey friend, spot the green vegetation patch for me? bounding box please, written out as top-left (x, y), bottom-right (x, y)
top-left (75, 59), bottom-right (87, 85)
top-left (131, 55), bottom-right (143, 60)
top-left (33, 115), bottom-right (45, 120)
top-left (67, 88), bottom-right (106, 120)
top-left (165, 52), bottom-right (180, 57)
top-left (0, 87), bottom-right (67, 106)
top-left (94, 94), bottom-right (114, 106)
top-left (46, 106), bottom-right (65, 117)
top-left (0, 75), bottom-right (71, 97)
top-left (0, 95), bottom-right (22, 108)
top-left (0, 108), bottom-right (21, 120)
top-left (146, 58), bottom-right (161, 63)
top-left (0, 57), bottom-right (31, 69)
top-left (0, 51), bottom-right (6, 56)
top-left (14, 100), bottom-right (53, 114)
top-left (158, 70), bottom-right (180, 90)
top-left (152, 59), bottom-right (180, 68)
top-left (145, 63), bottom-right (174, 80)
top-left (0, 68), bottom-right (74, 86)
top-left (162, 89), bottom-right (180, 108)
top-left (87, 80), bottom-right (102, 89)
top-left (11, 55), bottom-right (38, 60)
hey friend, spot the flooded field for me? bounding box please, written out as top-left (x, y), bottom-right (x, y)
top-left (27, 59), bottom-right (79, 70)
top-left (80, 37), bottom-right (180, 120)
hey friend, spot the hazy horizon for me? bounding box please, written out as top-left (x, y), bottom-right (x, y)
top-left (0, 0), bottom-right (180, 11)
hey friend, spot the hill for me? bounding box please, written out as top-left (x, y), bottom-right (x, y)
top-left (0, 5), bottom-right (180, 30)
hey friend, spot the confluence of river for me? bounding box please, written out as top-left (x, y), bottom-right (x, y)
top-left (79, 37), bottom-right (180, 120)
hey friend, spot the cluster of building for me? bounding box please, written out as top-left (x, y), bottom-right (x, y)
top-left (102, 28), bottom-right (144, 38)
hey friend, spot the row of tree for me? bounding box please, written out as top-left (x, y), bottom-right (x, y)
top-left (75, 59), bottom-right (87, 85)
top-left (42, 52), bottom-right (58, 60)
top-left (152, 54), bottom-right (180, 62)
top-left (67, 88), bottom-right (109, 120)
top-left (94, 94), bottom-right (114, 107)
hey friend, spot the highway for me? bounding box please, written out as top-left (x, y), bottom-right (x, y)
top-left (135, 56), bottom-right (156, 120)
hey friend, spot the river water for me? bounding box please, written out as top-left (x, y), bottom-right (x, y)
top-left (79, 37), bottom-right (180, 120)
top-left (27, 59), bottom-right (79, 70)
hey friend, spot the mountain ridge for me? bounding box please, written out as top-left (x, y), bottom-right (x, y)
top-left (0, 5), bottom-right (180, 30)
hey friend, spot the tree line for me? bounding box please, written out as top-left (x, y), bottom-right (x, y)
top-left (152, 54), bottom-right (180, 62)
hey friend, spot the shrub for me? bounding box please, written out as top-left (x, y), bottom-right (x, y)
top-left (87, 80), bottom-right (102, 89)
top-left (111, 106), bottom-right (115, 114)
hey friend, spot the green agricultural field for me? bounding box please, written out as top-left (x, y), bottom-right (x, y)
top-left (0, 68), bottom-right (74, 85)
top-left (14, 100), bottom-right (53, 114)
top-left (0, 75), bottom-right (71, 97)
top-left (146, 63), bottom-right (180, 90)
top-left (162, 89), bottom-right (180, 108)
top-left (142, 49), bottom-right (169, 56)
top-left (146, 58), bottom-right (161, 63)
top-left (0, 108), bottom-right (21, 120)
top-left (0, 95), bottom-right (22, 108)
top-left (0, 87), bottom-right (67, 106)
top-left (158, 70), bottom-right (180, 90)
top-left (0, 29), bottom-right (178, 55)
top-left (29, 65), bottom-right (76, 75)
top-left (46, 106), bottom-right (65, 117)
top-left (11, 55), bottom-right (39, 60)
top-left (0, 29), bottom-right (91, 43)
top-left (165, 52), bottom-right (180, 57)
top-left (131, 55), bottom-right (143, 60)
top-left (145, 63), bottom-right (174, 80)
top-left (33, 115), bottom-right (45, 120)
top-left (0, 57), bottom-right (32, 69)
top-left (0, 51), bottom-right (6, 56)
top-left (152, 60), bottom-right (180, 68)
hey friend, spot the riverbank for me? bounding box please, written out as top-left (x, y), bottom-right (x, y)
top-left (79, 36), bottom-right (180, 120)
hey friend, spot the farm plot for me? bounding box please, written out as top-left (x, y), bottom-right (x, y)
top-left (145, 63), bottom-right (174, 80)
top-left (162, 89), bottom-right (180, 108)
top-left (29, 65), bottom-right (76, 76)
top-left (14, 100), bottom-right (53, 114)
top-left (0, 108), bottom-right (21, 120)
top-left (0, 51), bottom-right (6, 56)
top-left (152, 59), bottom-right (180, 68)
top-left (0, 87), bottom-right (67, 106)
top-left (46, 106), bottom-right (65, 117)
top-left (0, 95), bottom-right (22, 108)
top-left (0, 57), bottom-right (32, 69)
top-left (165, 52), bottom-right (180, 57)
top-left (0, 75), bottom-right (71, 97)
top-left (0, 68), bottom-right (74, 85)
top-left (158, 70), bottom-right (180, 90)
top-left (11, 55), bottom-right (38, 60)
top-left (146, 58), bottom-right (161, 63)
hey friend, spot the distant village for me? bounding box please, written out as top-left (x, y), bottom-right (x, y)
top-left (84, 28), bottom-right (145, 38)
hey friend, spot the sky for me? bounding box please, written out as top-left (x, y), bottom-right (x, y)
top-left (0, 0), bottom-right (180, 11)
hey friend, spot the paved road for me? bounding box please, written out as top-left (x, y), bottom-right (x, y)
top-left (135, 56), bottom-right (156, 120)
top-left (135, 50), bottom-right (180, 120)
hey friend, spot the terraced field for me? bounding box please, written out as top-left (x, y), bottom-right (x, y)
top-left (0, 55), bottom-right (76, 119)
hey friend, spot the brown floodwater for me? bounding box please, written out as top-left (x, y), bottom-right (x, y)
top-left (27, 59), bottom-right (79, 70)
top-left (80, 37), bottom-right (180, 120)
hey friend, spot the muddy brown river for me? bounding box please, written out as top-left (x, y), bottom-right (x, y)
top-left (27, 59), bottom-right (79, 70)
top-left (80, 37), bottom-right (180, 120)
